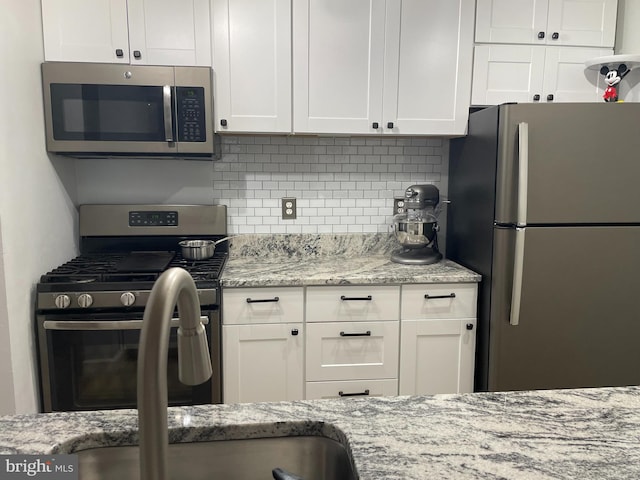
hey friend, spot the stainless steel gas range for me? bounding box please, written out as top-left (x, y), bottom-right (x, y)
top-left (35, 204), bottom-right (227, 412)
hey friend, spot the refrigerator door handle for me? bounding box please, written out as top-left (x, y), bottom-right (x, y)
top-left (510, 227), bottom-right (526, 326)
top-left (517, 122), bottom-right (529, 227)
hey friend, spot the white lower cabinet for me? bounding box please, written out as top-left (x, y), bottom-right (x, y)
top-left (223, 323), bottom-right (304, 404)
top-left (399, 283), bottom-right (478, 395)
top-left (399, 318), bottom-right (476, 395)
top-left (222, 287), bottom-right (304, 404)
top-left (304, 285), bottom-right (401, 399)
top-left (222, 283), bottom-right (478, 403)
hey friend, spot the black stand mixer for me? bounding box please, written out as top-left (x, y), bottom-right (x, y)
top-left (391, 184), bottom-right (443, 265)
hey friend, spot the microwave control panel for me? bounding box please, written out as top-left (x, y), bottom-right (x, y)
top-left (176, 87), bottom-right (206, 143)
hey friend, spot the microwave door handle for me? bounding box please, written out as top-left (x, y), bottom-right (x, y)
top-left (43, 316), bottom-right (209, 331)
top-left (163, 85), bottom-right (174, 142)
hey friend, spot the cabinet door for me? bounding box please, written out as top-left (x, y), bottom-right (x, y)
top-left (127, 0), bottom-right (212, 66)
top-left (212, 0), bottom-right (291, 133)
top-left (542, 47), bottom-right (612, 102)
top-left (475, 0), bottom-right (549, 44)
top-left (42, 0), bottom-right (130, 63)
top-left (546, 0), bottom-right (617, 47)
top-left (382, 0), bottom-right (474, 135)
top-left (293, 0), bottom-right (385, 134)
top-left (223, 323), bottom-right (303, 403)
top-left (399, 318), bottom-right (476, 395)
top-left (471, 44), bottom-right (546, 105)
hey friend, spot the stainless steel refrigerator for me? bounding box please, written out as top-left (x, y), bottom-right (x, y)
top-left (447, 103), bottom-right (640, 392)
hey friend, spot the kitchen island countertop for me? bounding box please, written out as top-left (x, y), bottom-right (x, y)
top-left (1, 386), bottom-right (639, 479)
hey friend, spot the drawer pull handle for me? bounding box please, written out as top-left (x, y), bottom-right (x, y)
top-left (340, 295), bottom-right (372, 301)
top-left (424, 293), bottom-right (456, 300)
top-left (339, 389), bottom-right (370, 397)
top-left (340, 330), bottom-right (371, 337)
top-left (246, 296), bottom-right (280, 303)
top-left (291, 328), bottom-right (299, 336)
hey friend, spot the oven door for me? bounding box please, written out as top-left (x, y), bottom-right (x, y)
top-left (36, 311), bottom-right (221, 412)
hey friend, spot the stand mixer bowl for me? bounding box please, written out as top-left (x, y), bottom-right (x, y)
top-left (392, 214), bottom-right (438, 249)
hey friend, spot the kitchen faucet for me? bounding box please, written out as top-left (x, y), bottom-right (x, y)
top-left (137, 267), bottom-right (212, 480)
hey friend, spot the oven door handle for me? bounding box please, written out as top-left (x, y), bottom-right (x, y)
top-left (42, 316), bottom-right (210, 331)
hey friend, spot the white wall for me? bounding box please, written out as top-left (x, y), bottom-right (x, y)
top-left (0, 0), bottom-right (78, 414)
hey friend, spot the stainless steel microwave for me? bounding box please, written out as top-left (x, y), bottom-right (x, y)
top-left (42, 62), bottom-right (214, 158)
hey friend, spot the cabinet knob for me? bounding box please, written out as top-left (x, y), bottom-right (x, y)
top-left (291, 328), bottom-right (299, 336)
top-left (387, 122), bottom-right (394, 129)
top-left (372, 122), bottom-right (379, 129)
top-left (115, 49), bottom-right (124, 58)
top-left (552, 32), bottom-right (559, 40)
top-left (537, 32), bottom-right (545, 39)
top-left (220, 119), bottom-right (228, 127)
top-left (547, 94), bottom-right (554, 102)
top-left (466, 323), bottom-right (474, 330)
top-left (133, 50), bottom-right (142, 59)
top-left (533, 94), bottom-right (541, 101)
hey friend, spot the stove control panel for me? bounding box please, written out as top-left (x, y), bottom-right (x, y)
top-left (129, 210), bottom-right (178, 227)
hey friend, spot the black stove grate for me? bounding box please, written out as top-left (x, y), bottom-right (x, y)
top-left (40, 251), bottom-right (227, 285)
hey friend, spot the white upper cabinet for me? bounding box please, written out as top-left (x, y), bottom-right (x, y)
top-left (212, 0), bottom-right (291, 133)
top-left (42, 0), bottom-right (212, 66)
top-left (42, 0), bottom-right (130, 63)
top-left (471, 44), bottom-right (612, 105)
top-left (293, 0), bottom-right (474, 136)
top-left (475, 0), bottom-right (618, 48)
top-left (382, 0), bottom-right (475, 135)
top-left (293, 0), bottom-right (386, 135)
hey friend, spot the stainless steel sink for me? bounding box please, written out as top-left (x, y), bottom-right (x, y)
top-left (77, 435), bottom-right (357, 480)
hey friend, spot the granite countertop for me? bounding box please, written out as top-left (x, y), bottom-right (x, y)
top-left (2, 387), bottom-right (640, 479)
top-left (220, 234), bottom-right (481, 287)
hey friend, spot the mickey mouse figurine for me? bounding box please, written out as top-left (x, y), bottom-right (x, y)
top-left (599, 64), bottom-right (629, 102)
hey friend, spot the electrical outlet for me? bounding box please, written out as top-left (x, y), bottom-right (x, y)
top-left (393, 197), bottom-right (406, 215)
top-left (282, 197), bottom-right (297, 220)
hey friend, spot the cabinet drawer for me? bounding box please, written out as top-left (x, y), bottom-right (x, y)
top-left (306, 321), bottom-right (399, 381)
top-left (306, 285), bottom-right (400, 323)
top-left (306, 379), bottom-right (398, 400)
top-left (401, 283), bottom-right (477, 319)
top-left (223, 287), bottom-right (304, 325)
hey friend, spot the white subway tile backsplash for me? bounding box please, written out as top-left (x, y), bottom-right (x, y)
top-left (213, 135), bottom-right (446, 234)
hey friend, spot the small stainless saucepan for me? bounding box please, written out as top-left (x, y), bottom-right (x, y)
top-left (179, 236), bottom-right (234, 260)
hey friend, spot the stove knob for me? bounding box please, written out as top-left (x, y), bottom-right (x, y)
top-left (54, 294), bottom-right (71, 309)
top-left (120, 292), bottom-right (136, 307)
top-left (78, 293), bottom-right (94, 308)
